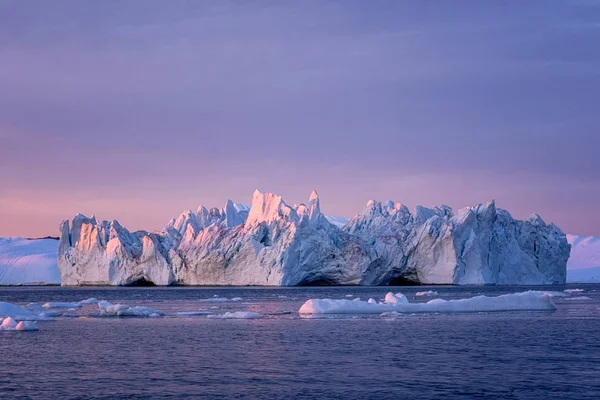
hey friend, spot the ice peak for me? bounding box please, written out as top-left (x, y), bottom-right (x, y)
top-left (224, 199), bottom-right (243, 228)
top-left (308, 190), bottom-right (321, 222)
top-left (246, 190), bottom-right (296, 226)
top-left (309, 189), bottom-right (319, 202)
top-left (527, 212), bottom-right (546, 227)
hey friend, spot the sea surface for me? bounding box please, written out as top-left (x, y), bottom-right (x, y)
top-left (1, 284), bottom-right (600, 399)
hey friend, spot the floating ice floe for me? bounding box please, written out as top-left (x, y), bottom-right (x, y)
top-left (415, 291), bottom-right (439, 297)
top-left (564, 289), bottom-right (585, 294)
top-left (43, 302), bottom-right (82, 309)
top-left (525, 290), bottom-right (567, 297)
top-left (175, 311), bottom-right (213, 317)
top-left (207, 311), bottom-right (261, 319)
top-left (97, 301), bottom-right (164, 317)
top-left (0, 301), bottom-right (54, 321)
top-left (40, 311), bottom-right (62, 318)
top-left (78, 298), bottom-right (99, 305)
top-left (298, 291), bottom-right (557, 315)
top-left (200, 297), bottom-right (231, 302)
top-left (231, 297), bottom-right (243, 302)
top-left (563, 296), bottom-right (592, 301)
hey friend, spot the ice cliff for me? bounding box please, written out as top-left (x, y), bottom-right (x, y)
top-left (56, 190), bottom-right (570, 286)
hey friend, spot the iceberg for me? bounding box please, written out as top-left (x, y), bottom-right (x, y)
top-left (566, 234), bottom-right (600, 282)
top-left (0, 237), bottom-right (60, 285)
top-left (298, 291), bottom-right (557, 315)
top-left (56, 190), bottom-right (570, 286)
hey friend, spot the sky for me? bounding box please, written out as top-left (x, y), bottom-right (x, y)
top-left (0, 0), bottom-right (599, 237)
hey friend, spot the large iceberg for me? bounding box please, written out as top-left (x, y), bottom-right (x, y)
top-left (566, 234), bottom-right (600, 283)
top-left (0, 237), bottom-right (60, 285)
top-left (57, 190), bottom-right (570, 286)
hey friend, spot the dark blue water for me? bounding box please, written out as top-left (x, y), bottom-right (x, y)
top-left (1, 285), bottom-right (600, 399)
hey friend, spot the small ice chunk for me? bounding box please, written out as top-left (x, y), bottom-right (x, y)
top-left (97, 301), bottom-right (164, 317)
top-left (563, 296), bottom-right (591, 301)
top-left (385, 292), bottom-right (409, 305)
top-left (78, 298), bottom-right (99, 305)
top-left (368, 298), bottom-right (377, 304)
top-left (16, 321), bottom-right (39, 331)
top-left (415, 291), bottom-right (439, 297)
top-left (207, 311), bottom-right (261, 319)
top-left (40, 311), bottom-right (62, 318)
top-left (200, 298), bottom-right (230, 302)
top-left (27, 303), bottom-right (45, 311)
top-left (533, 291), bottom-right (568, 297)
top-left (231, 297), bottom-right (243, 302)
top-left (1, 317), bottom-right (18, 330)
top-left (381, 311), bottom-right (401, 318)
top-left (176, 311), bottom-right (213, 317)
top-left (43, 302), bottom-right (82, 309)
top-left (345, 294), bottom-right (354, 298)
top-left (564, 289), bottom-right (585, 294)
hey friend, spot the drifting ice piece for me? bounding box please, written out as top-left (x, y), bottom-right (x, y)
top-left (298, 291), bottom-right (557, 314)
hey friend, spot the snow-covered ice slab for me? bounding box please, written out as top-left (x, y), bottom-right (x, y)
top-left (207, 311), bottom-right (261, 319)
top-left (298, 291), bottom-right (557, 315)
top-left (97, 301), bottom-right (164, 317)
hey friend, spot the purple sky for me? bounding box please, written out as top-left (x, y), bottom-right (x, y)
top-left (1, 0), bottom-right (599, 237)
